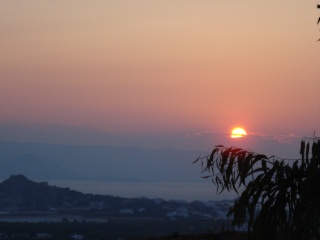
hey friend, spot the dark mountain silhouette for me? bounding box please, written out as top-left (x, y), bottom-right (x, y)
top-left (0, 174), bottom-right (98, 210)
top-left (0, 175), bottom-right (110, 211)
top-left (0, 175), bottom-right (223, 221)
top-left (0, 175), bottom-right (233, 239)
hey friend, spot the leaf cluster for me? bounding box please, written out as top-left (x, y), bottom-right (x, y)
top-left (194, 137), bottom-right (320, 240)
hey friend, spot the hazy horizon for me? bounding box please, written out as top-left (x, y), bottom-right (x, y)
top-left (0, 121), bottom-right (305, 157)
top-left (0, 1), bottom-right (319, 201)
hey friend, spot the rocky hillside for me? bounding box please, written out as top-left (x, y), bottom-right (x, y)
top-left (0, 175), bottom-right (226, 221)
top-left (0, 174), bottom-right (116, 211)
top-left (0, 175), bottom-right (237, 239)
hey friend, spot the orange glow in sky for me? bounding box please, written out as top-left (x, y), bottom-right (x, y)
top-left (231, 128), bottom-right (247, 138)
top-left (0, 1), bottom-right (319, 136)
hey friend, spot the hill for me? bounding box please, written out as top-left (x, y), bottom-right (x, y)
top-left (0, 174), bottom-right (120, 211)
top-left (0, 175), bottom-right (234, 239)
top-left (0, 174), bottom-right (230, 218)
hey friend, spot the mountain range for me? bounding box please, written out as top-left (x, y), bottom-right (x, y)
top-left (0, 174), bottom-right (227, 218)
top-left (0, 141), bottom-right (206, 182)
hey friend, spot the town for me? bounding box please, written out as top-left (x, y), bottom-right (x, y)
top-left (0, 175), bottom-right (234, 239)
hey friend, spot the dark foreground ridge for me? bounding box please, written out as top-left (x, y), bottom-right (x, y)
top-left (0, 175), bottom-right (238, 240)
top-left (0, 174), bottom-right (117, 210)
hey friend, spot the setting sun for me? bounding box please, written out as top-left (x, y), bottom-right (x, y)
top-left (231, 127), bottom-right (247, 138)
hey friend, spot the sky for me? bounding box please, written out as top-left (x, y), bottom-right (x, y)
top-left (0, 1), bottom-right (320, 154)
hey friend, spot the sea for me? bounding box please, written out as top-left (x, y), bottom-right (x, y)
top-left (47, 181), bottom-right (237, 202)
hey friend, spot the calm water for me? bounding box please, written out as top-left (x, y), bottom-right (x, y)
top-left (48, 181), bottom-right (236, 201)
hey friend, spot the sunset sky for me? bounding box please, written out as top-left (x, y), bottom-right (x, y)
top-left (1, 1), bottom-right (319, 152)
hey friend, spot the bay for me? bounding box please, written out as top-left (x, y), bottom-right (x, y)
top-left (48, 181), bottom-right (236, 202)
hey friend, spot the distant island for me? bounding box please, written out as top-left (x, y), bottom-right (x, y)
top-left (0, 175), bottom-right (234, 239)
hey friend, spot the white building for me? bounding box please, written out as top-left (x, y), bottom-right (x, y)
top-left (167, 207), bottom-right (189, 219)
top-left (70, 234), bottom-right (85, 240)
top-left (119, 209), bottom-right (134, 215)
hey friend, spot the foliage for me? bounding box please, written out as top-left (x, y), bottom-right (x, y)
top-left (194, 137), bottom-right (320, 240)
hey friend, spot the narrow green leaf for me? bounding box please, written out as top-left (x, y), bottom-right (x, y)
top-left (210, 148), bottom-right (218, 162)
top-left (220, 149), bottom-right (231, 171)
top-left (300, 140), bottom-right (305, 162)
top-left (240, 154), bottom-right (253, 184)
top-left (312, 142), bottom-right (317, 160)
top-left (201, 176), bottom-right (211, 179)
top-left (192, 156), bottom-right (201, 164)
top-left (306, 142), bottom-right (310, 162)
top-left (231, 177), bottom-right (238, 194)
top-left (262, 159), bottom-right (267, 174)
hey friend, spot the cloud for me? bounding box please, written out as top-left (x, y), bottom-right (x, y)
top-left (185, 130), bottom-right (302, 146)
top-left (184, 131), bottom-right (228, 138)
top-left (248, 132), bottom-right (302, 145)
